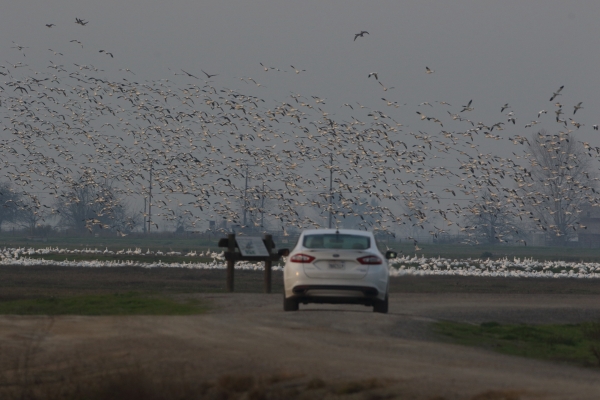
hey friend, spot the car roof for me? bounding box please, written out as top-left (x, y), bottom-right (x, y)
top-left (300, 229), bottom-right (373, 237)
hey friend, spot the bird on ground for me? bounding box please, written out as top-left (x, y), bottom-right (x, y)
top-left (354, 31), bottom-right (369, 41)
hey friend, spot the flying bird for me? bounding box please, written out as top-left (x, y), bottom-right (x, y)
top-left (549, 85), bottom-right (564, 101)
top-left (460, 99), bottom-right (473, 112)
top-left (201, 69), bottom-right (218, 78)
top-left (99, 50), bottom-right (113, 58)
top-left (290, 65), bottom-right (305, 74)
top-left (425, 66), bottom-right (434, 74)
top-left (75, 18), bottom-right (88, 26)
top-left (354, 31), bottom-right (369, 41)
top-left (180, 69), bottom-right (199, 79)
top-left (368, 72), bottom-right (378, 80)
top-left (45, 24), bottom-right (55, 28)
top-left (507, 112), bottom-right (516, 125)
top-left (378, 81), bottom-right (393, 91)
top-left (573, 102), bottom-right (583, 115)
top-left (501, 103), bottom-right (510, 112)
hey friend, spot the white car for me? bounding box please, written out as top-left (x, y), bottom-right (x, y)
top-left (283, 229), bottom-right (397, 313)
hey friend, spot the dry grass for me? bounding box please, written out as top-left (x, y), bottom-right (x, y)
top-left (1, 349), bottom-right (525, 400)
top-left (470, 390), bottom-right (524, 400)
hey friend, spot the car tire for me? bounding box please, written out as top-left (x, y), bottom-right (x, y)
top-left (373, 294), bottom-right (388, 314)
top-left (283, 296), bottom-right (299, 311)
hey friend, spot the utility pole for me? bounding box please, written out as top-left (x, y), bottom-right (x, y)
top-left (148, 161), bottom-right (153, 233)
top-left (260, 181), bottom-right (265, 229)
top-left (143, 197), bottom-right (147, 233)
top-left (328, 153), bottom-right (333, 229)
top-left (243, 164), bottom-right (249, 227)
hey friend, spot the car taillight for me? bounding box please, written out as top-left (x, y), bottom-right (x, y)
top-left (290, 254), bottom-right (315, 263)
top-left (357, 255), bottom-right (382, 265)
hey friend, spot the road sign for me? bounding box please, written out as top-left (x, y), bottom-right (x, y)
top-left (236, 236), bottom-right (270, 257)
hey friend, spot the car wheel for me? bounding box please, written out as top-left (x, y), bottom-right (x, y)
top-left (373, 294), bottom-right (388, 314)
top-left (283, 295), bottom-right (299, 311)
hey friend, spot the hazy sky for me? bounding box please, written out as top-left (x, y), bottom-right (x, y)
top-left (2, 1), bottom-right (600, 234)
top-left (4, 0), bottom-right (600, 125)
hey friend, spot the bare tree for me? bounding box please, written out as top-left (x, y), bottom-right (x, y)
top-left (54, 179), bottom-right (129, 233)
top-left (169, 207), bottom-right (193, 233)
top-left (15, 196), bottom-right (50, 235)
top-left (239, 186), bottom-right (276, 230)
top-left (463, 190), bottom-right (525, 245)
top-left (520, 130), bottom-right (597, 245)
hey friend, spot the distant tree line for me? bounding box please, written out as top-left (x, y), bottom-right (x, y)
top-left (0, 178), bottom-right (141, 235)
top-left (463, 130), bottom-right (597, 246)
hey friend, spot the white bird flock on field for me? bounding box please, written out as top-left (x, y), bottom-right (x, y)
top-left (1, 247), bottom-right (600, 278)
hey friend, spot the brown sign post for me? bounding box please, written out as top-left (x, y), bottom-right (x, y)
top-left (218, 234), bottom-right (288, 293)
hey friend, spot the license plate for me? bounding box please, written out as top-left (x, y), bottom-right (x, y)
top-left (328, 261), bottom-right (345, 269)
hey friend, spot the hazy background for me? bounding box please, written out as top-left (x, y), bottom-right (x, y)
top-left (4, 0), bottom-right (600, 122)
top-left (2, 0), bottom-right (600, 236)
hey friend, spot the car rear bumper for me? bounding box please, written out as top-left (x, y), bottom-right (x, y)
top-left (289, 284), bottom-right (381, 306)
top-left (292, 284), bottom-right (379, 296)
top-left (284, 259), bottom-right (389, 303)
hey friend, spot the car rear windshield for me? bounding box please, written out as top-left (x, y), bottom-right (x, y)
top-left (303, 234), bottom-right (370, 250)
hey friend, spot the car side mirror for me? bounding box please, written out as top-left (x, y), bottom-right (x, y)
top-left (278, 248), bottom-right (290, 257)
top-left (385, 250), bottom-right (397, 260)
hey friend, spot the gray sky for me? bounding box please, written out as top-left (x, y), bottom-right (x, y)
top-left (2, 0), bottom-right (600, 237)
top-left (5, 0), bottom-right (600, 117)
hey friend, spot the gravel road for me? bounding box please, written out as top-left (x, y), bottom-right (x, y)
top-left (2, 293), bottom-right (600, 399)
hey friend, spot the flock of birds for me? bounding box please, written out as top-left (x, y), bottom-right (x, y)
top-left (1, 20), bottom-right (600, 248)
top-left (390, 255), bottom-right (600, 279)
top-left (0, 245), bottom-right (599, 279)
top-left (0, 246), bottom-right (220, 258)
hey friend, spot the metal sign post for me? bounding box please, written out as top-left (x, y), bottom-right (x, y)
top-left (226, 233), bottom-right (235, 292)
top-left (218, 233), bottom-right (288, 293)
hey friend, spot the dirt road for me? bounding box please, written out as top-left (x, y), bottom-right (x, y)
top-left (2, 293), bottom-right (600, 399)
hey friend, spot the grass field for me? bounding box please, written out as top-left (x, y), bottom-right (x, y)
top-left (1, 266), bottom-right (599, 399)
top-left (3, 266), bottom-right (600, 303)
top-left (0, 292), bottom-right (206, 315)
top-left (435, 321), bottom-right (600, 368)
